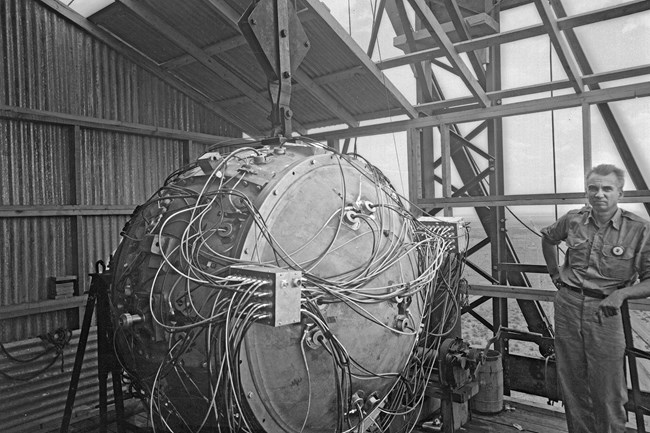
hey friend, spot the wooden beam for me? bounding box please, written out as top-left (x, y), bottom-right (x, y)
top-left (416, 190), bottom-right (650, 207)
top-left (117, 0), bottom-right (289, 130)
top-left (367, 0), bottom-right (387, 58)
top-left (469, 284), bottom-right (650, 311)
top-left (0, 296), bottom-right (88, 320)
top-left (534, 0), bottom-right (583, 93)
top-left (393, 12), bottom-right (499, 49)
top-left (204, 0), bottom-right (241, 24)
top-left (449, 167), bottom-right (490, 198)
top-left (443, 0), bottom-right (487, 87)
top-left (293, 70), bottom-right (360, 127)
top-left (582, 102), bottom-right (592, 173)
top-left (583, 64), bottom-right (650, 86)
top-left (306, 80), bottom-right (650, 141)
top-left (220, 66), bottom-right (370, 107)
top-left (0, 205), bottom-right (135, 218)
top-left (408, 0), bottom-right (490, 107)
top-left (417, 63), bottom-right (650, 113)
top-left (70, 125), bottom-right (85, 295)
top-left (407, 129), bottom-right (422, 211)
top-left (160, 35), bottom-right (247, 70)
top-left (499, 0), bottom-right (534, 11)
top-left (431, 59), bottom-right (459, 75)
top-left (0, 104), bottom-right (232, 143)
top-left (556, 0), bottom-right (650, 31)
top-left (302, 107), bottom-right (411, 130)
top-left (441, 124), bottom-right (452, 216)
top-left (161, 7), bottom-right (316, 71)
top-left (302, 0), bottom-right (418, 118)
top-left (394, 0), bottom-right (437, 103)
top-left (377, 0), bottom-right (650, 70)
top-left (37, 0), bottom-right (258, 136)
top-left (464, 120), bottom-right (487, 141)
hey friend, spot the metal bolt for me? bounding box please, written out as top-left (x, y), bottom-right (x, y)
top-left (250, 19), bottom-right (256, 25)
top-left (283, 71), bottom-right (291, 79)
top-left (247, 392), bottom-right (254, 398)
top-left (304, 41), bottom-right (310, 48)
top-left (280, 29), bottom-right (287, 37)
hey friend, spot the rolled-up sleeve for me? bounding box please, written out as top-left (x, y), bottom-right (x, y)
top-left (541, 214), bottom-right (570, 246)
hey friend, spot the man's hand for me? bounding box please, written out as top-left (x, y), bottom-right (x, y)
top-left (550, 274), bottom-right (562, 288)
top-left (596, 291), bottom-right (625, 324)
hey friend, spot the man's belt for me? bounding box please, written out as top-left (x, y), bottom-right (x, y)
top-left (557, 281), bottom-right (607, 299)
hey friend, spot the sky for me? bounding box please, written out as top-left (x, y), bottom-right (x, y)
top-left (320, 0), bottom-right (650, 218)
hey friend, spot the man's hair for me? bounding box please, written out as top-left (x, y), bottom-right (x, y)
top-left (586, 164), bottom-right (626, 189)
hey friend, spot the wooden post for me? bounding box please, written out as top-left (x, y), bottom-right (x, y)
top-left (441, 123), bottom-right (452, 216)
top-left (582, 102), bottom-right (592, 173)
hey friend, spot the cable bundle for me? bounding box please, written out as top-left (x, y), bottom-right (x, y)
top-left (110, 140), bottom-right (468, 433)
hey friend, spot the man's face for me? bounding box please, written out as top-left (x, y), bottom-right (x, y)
top-left (586, 172), bottom-right (623, 214)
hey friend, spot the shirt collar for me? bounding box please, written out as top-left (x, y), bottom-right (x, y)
top-left (585, 206), bottom-right (622, 229)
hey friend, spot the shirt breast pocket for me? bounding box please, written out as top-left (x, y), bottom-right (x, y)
top-left (600, 244), bottom-right (636, 280)
top-left (566, 238), bottom-right (590, 270)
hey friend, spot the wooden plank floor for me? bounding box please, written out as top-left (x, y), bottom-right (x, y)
top-left (458, 396), bottom-right (648, 433)
top-left (59, 396), bottom-right (649, 433)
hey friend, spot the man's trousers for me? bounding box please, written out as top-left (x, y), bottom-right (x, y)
top-left (554, 287), bottom-right (628, 433)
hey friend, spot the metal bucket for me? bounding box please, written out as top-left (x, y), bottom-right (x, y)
top-left (473, 350), bottom-right (504, 414)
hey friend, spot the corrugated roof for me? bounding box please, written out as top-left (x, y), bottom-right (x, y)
top-left (83, 0), bottom-right (417, 136)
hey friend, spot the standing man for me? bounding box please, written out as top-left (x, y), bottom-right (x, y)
top-left (541, 164), bottom-right (650, 433)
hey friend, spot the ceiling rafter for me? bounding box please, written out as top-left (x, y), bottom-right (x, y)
top-left (117, 0), bottom-right (309, 134)
top-left (201, 0), bottom-right (359, 128)
top-left (204, 0), bottom-right (240, 24)
top-left (37, 0), bottom-right (261, 136)
top-left (160, 35), bottom-right (247, 71)
top-left (377, 0), bottom-right (650, 71)
top-left (407, 0), bottom-right (490, 107)
top-left (292, 70), bottom-right (360, 127)
top-left (442, 0), bottom-right (486, 87)
top-left (219, 66), bottom-right (367, 107)
top-left (534, 0), bottom-right (583, 93)
top-left (161, 3), bottom-right (320, 72)
top-left (302, 0), bottom-right (418, 118)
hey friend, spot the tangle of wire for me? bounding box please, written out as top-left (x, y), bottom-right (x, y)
top-left (0, 328), bottom-right (72, 381)
top-left (111, 141), bottom-right (469, 433)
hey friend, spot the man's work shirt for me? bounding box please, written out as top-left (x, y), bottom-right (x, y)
top-left (541, 206), bottom-right (650, 295)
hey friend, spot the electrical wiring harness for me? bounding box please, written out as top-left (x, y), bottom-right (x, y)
top-left (109, 140), bottom-right (469, 433)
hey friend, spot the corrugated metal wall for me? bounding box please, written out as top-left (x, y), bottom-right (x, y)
top-left (0, 328), bottom-right (116, 432)
top-left (0, 0), bottom-right (240, 343)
